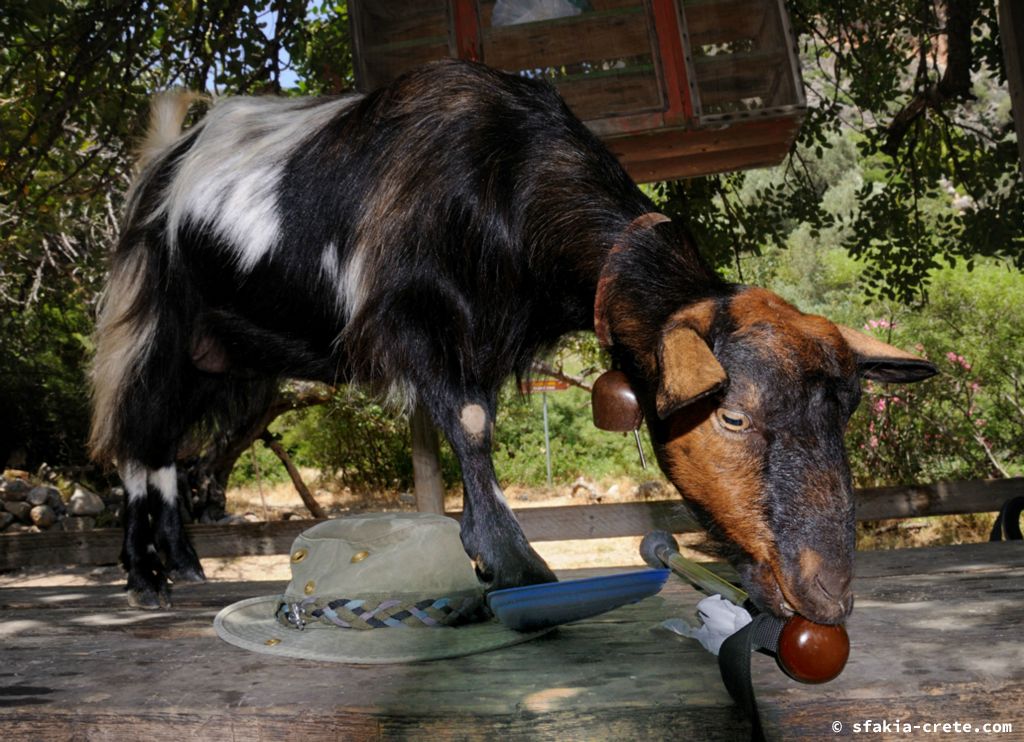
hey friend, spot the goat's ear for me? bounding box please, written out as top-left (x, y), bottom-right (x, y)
top-left (837, 325), bottom-right (938, 383)
top-left (656, 325), bottom-right (727, 419)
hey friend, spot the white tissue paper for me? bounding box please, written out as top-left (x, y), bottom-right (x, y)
top-left (661, 594), bottom-right (752, 656)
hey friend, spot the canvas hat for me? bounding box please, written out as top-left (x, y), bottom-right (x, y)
top-left (214, 512), bottom-right (552, 663)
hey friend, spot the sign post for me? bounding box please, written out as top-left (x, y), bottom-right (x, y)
top-left (541, 392), bottom-right (552, 486)
top-left (520, 377), bottom-right (570, 487)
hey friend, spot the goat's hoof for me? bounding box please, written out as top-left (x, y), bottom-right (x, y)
top-left (170, 566), bottom-right (206, 584)
top-left (127, 588), bottom-right (163, 610)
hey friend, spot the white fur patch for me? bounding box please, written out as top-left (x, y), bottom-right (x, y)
top-left (157, 95), bottom-right (360, 272)
top-left (460, 404), bottom-right (488, 439)
top-left (320, 241), bottom-right (345, 314)
top-left (148, 465), bottom-right (178, 506)
top-left (119, 461), bottom-right (148, 502)
top-left (341, 247), bottom-right (371, 320)
top-left (492, 481), bottom-right (510, 508)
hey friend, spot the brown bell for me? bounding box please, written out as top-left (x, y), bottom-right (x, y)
top-left (776, 615), bottom-right (850, 684)
top-left (592, 370), bottom-right (643, 432)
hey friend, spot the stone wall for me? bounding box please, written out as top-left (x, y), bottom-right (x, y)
top-left (0, 467), bottom-right (118, 534)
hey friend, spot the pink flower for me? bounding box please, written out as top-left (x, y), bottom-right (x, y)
top-left (945, 352), bottom-right (972, 371)
top-left (864, 319), bottom-right (894, 331)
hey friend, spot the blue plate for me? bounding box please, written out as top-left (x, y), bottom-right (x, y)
top-left (487, 569), bottom-right (670, 632)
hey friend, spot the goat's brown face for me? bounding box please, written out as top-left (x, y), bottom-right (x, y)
top-left (643, 288), bottom-right (936, 624)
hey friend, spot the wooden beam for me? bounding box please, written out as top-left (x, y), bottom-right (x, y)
top-left (607, 116), bottom-right (800, 162)
top-left (854, 477), bottom-right (1024, 521)
top-left (2, 478), bottom-right (1019, 570)
top-left (624, 139), bottom-right (792, 182)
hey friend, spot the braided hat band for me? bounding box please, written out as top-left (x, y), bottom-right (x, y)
top-left (275, 590), bottom-right (487, 631)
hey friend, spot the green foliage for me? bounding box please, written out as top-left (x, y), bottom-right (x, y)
top-left (278, 388), bottom-right (460, 493)
top-left (288, 1), bottom-right (354, 94)
top-left (0, 297), bottom-right (93, 463)
top-left (761, 252), bottom-right (1024, 486)
top-left (492, 384), bottom-right (651, 487)
top-left (0, 0), bottom-right (351, 466)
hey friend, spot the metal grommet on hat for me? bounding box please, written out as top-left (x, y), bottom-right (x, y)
top-left (213, 512), bottom-right (554, 664)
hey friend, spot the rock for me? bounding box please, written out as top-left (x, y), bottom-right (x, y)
top-left (3, 523), bottom-right (32, 534)
top-left (36, 462), bottom-right (57, 482)
top-left (63, 516), bottom-right (96, 531)
top-left (570, 476), bottom-right (597, 499)
top-left (30, 504), bottom-right (57, 529)
top-left (69, 486), bottom-right (106, 516)
top-left (27, 485), bottom-right (64, 512)
top-left (219, 514), bottom-right (248, 525)
top-left (1, 478), bottom-right (31, 502)
top-left (636, 480), bottom-right (666, 500)
top-left (4, 500), bottom-right (32, 523)
top-left (0, 511), bottom-right (14, 531)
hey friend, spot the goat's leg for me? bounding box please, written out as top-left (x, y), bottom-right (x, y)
top-left (148, 465), bottom-right (205, 584)
top-left (421, 391), bottom-right (557, 591)
top-left (118, 461), bottom-right (171, 608)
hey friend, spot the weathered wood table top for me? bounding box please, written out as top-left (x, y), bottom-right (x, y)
top-left (2, 542), bottom-right (1022, 740)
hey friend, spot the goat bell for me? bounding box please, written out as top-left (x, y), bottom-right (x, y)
top-left (592, 370), bottom-right (643, 432)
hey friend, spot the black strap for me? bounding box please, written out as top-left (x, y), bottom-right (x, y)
top-left (718, 612), bottom-right (786, 742)
top-left (989, 496), bottom-right (1024, 541)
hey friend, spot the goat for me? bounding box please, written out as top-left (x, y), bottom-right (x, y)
top-left (90, 60), bottom-right (936, 621)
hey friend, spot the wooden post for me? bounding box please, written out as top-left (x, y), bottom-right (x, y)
top-left (1000, 0), bottom-right (1024, 172)
top-left (410, 404), bottom-right (445, 514)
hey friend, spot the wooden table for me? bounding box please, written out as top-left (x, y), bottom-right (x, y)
top-left (2, 542), bottom-right (1022, 740)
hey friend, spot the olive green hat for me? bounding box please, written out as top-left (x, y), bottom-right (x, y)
top-left (214, 512), bottom-right (551, 663)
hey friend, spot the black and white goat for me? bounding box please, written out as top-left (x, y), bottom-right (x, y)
top-left (91, 60), bottom-right (935, 620)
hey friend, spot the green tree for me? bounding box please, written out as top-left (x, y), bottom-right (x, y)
top-left (0, 0), bottom-right (354, 468)
top-left (660, 0), bottom-right (1022, 303)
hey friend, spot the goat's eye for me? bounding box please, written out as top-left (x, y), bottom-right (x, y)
top-left (716, 408), bottom-right (752, 432)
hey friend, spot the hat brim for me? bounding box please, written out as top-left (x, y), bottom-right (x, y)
top-left (214, 595), bottom-right (553, 664)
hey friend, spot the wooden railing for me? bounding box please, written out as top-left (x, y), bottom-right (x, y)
top-left (1, 478), bottom-right (1020, 571)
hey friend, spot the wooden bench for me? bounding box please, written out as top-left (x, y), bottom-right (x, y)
top-left (2, 543), bottom-right (1021, 739)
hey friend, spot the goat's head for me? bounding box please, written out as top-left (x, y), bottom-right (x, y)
top-left (604, 286), bottom-right (936, 624)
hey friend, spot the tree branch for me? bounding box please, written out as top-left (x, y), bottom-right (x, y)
top-left (261, 431), bottom-right (327, 519)
top-left (530, 361), bottom-right (593, 393)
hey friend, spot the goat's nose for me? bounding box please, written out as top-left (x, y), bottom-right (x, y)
top-left (814, 568), bottom-right (852, 603)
